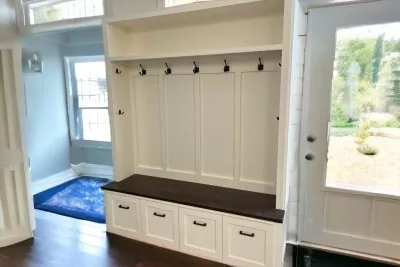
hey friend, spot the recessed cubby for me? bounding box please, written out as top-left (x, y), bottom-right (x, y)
top-left (104, 0), bottom-right (284, 61)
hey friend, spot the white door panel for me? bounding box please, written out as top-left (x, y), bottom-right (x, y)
top-left (0, 45), bottom-right (33, 247)
top-left (301, 0), bottom-right (400, 259)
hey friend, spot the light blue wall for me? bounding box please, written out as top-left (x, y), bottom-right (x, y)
top-left (22, 35), bottom-right (71, 182)
top-left (70, 147), bottom-right (112, 166)
top-left (62, 27), bottom-right (113, 166)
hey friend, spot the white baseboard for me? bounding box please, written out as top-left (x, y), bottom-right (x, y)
top-left (32, 168), bottom-right (77, 195)
top-left (71, 163), bottom-right (113, 180)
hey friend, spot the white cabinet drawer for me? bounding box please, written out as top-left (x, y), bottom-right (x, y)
top-left (141, 200), bottom-right (179, 250)
top-left (105, 193), bottom-right (142, 239)
top-left (223, 217), bottom-right (273, 267)
top-left (179, 208), bottom-right (222, 261)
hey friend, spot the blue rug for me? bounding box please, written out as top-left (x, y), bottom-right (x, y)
top-left (34, 176), bottom-right (111, 223)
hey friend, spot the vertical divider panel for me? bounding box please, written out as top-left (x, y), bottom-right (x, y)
top-left (109, 63), bottom-right (134, 181)
top-left (159, 75), bottom-right (167, 172)
top-left (164, 74), bottom-right (196, 174)
top-left (129, 71), bottom-right (138, 174)
top-left (234, 72), bottom-right (242, 181)
top-left (194, 74), bottom-right (201, 178)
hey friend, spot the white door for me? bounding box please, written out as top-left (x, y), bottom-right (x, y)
top-left (0, 44), bottom-right (33, 247)
top-left (300, 0), bottom-right (400, 259)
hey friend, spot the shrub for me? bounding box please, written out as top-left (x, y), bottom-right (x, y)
top-left (356, 121), bottom-right (371, 141)
top-left (383, 117), bottom-right (400, 128)
top-left (332, 120), bottom-right (356, 128)
top-left (357, 144), bottom-right (378, 156)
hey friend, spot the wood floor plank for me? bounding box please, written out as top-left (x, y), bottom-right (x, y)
top-left (0, 210), bottom-right (228, 267)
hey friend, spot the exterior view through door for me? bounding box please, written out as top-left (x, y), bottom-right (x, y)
top-left (301, 0), bottom-right (400, 260)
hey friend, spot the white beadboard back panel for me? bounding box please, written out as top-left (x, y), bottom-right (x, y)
top-left (164, 74), bottom-right (196, 174)
top-left (134, 75), bottom-right (163, 170)
top-left (127, 55), bottom-right (281, 194)
top-left (240, 71), bottom-right (280, 185)
top-left (200, 73), bottom-right (235, 180)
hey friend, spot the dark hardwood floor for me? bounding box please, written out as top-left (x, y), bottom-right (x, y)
top-left (0, 210), bottom-right (228, 267)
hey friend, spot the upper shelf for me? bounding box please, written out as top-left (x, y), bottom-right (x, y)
top-left (109, 44), bottom-right (282, 62)
top-left (105, 0), bottom-right (284, 32)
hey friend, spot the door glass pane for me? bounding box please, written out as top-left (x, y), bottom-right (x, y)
top-left (327, 23), bottom-right (400, 195)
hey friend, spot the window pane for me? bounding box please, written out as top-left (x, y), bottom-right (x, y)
top-left (29, 0), bottom-right (103, 25)
top-left (326, 22), bottom-right (400, 195)
top-left (75, 61), bottom-right (107, 108)
top-left (81, 109), bottom-right (111, 142)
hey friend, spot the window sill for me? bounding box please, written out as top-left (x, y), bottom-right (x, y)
top-left (71, 140), bottom-right (111, 149)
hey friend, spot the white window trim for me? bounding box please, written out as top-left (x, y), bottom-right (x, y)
top-left (64, 55), bottom-right (111, 149)
top-left (71, 139), bottom-right (111, 149)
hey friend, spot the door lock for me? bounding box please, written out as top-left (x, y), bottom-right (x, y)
top-left (307, 135), bottom-right (316, 142)
top-left (305, 153), bottom-right (315, 161)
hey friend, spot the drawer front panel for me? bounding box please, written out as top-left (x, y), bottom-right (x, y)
top-left (142, 200), bottom-right (179, 249)
top-left (223, 217), bottom-right (273, 267)
top-left (106, 193), bottom-right (141, 239)
top-left (179, 208), bottom-right (222, 261)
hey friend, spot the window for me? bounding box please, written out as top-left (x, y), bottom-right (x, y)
top-left (326, 23), bottom-right (400, 195)
top-left (66, 56), bottom-right (111, 143)
top-left (26, 0), bottom-right (103, 25)
top-left (165, 0), bottom-right (212, 8)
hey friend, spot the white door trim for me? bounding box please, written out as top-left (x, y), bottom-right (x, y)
top-left (0, 42), bottom-right (34, 246)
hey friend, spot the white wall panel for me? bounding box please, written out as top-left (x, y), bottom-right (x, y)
top-left (164, 75), bottom-right (196, 174)
top-left (134, 75), bottom-right (163, 170)
top-left (240, 71), bottom-right (280, 185)
top-left (200, 73), bottom-right (235, 179)
top-left (372, 200), bottom-right (400, 243)
top-left (325, 193), bottom-right (371, 237)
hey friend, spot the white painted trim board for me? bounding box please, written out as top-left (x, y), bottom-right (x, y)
top-left (32, 163), bottom-right (114, 194)
top-left (72, 163), bottom-right (114, 180)
top-left (31, 168), bottom-right (77, 195)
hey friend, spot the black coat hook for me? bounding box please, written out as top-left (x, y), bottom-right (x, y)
top-left (258, 57), bottom-right (264, 71)
top-left (193, 61), bottom-right (199, 74)
top-left (117, 109), bottom-right (125, 115)
top-left (116, 68), bottom-right (122, 74)
top-left (165, 63), bottom-right (172, 75)
top-left (278, 62), bottom-right (282, 67)
top-left (224, 59), bottom-right (230, 72)
top-left (139, 64), bottom-right (147, 76)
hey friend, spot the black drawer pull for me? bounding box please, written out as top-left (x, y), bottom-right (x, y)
top-left (239, 231), bottom-right (255, 237)
top-left (118, 205), bottom-right (130, 210)
top-left (153, 212), bottom-right (166, 218)
top-left (193, 221), bottom-right (207, 227)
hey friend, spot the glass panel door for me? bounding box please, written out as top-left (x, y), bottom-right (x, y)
top-left (327, 23), bottom-right (400, 196)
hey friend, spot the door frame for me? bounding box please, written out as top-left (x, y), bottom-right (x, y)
top-left (298, 0), bottom-right (400, 259)
top-left (1, 41), bottom-right (35, 234)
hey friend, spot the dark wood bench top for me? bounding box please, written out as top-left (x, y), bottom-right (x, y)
top-left (102, 174), bottom-right (284, 223)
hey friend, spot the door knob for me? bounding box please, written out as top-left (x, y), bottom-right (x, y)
top-left (305, 153), bottom-right (315, 161)
top-left (307, 135), bottom-right (316, 142)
